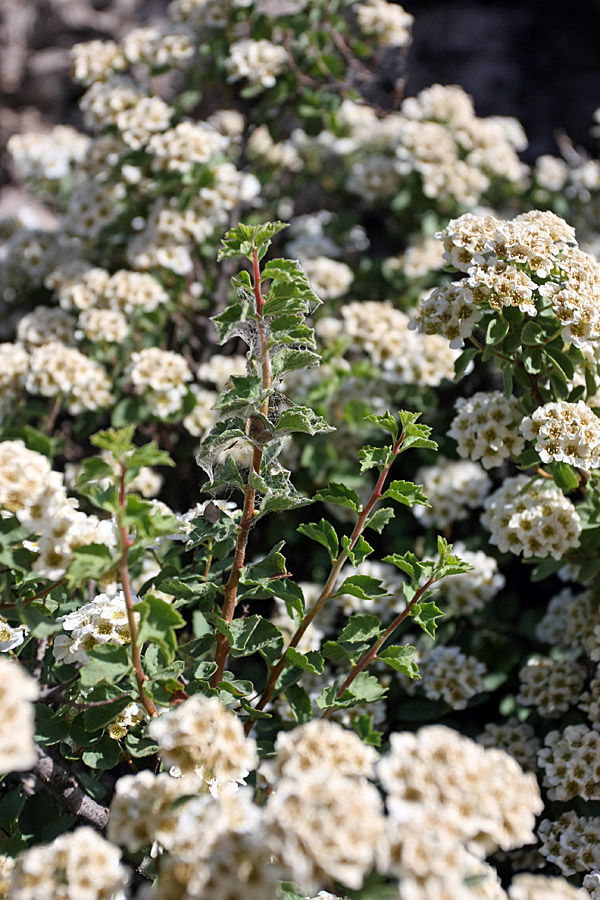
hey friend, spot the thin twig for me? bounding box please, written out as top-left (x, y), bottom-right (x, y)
top-left (32, 746), bottom-right (109, 831)
top-left (211, 247), bottom-right (272, 688)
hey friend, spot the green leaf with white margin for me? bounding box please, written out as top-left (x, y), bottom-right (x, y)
top-left (378, 644), bottom-right (420, 678)
top-left (271, 348), bottom-right (321, 380)
top-left (229, 616), bottom-right (284, 659)
top-left (383, 480), bottom-right (429, 508)
top-left (284, 648), bottom-right (324, 674)
top-left (212, 375), bottom-right (265, 415)
top-left (363, 411), bottom-right (399, 441)
top-left (411, 600), bottom-right (444, 638)
top-left (275, 406), bottom-right (334, 435)
top-left (358, 444), bottom-right (394, 473)
top-left (297, 519), bottom-right (339, 561)
top-left (334, 574), bottom-right (387, 603)
top-left (341, 534), bottom-right (373, 567)
top-left (217, 221), bottom-right (288, 262)
top-left (314, 481), bottom-right (360, 513)
top-left (364, 507), bottom-right (395, 533)
top-left (338, 614), bottom-right (383, 644)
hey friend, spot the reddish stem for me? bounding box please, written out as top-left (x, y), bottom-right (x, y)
top-left (322, 573), bottom-right (437, 717)
top-left (211, 247), bottom-right (271, 688)
top-left (245, 433), bottom-right (405, 733)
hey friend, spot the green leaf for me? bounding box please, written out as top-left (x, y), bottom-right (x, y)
top-left (136, 595), bottom-right (186, 661)
top-left (400, 421), bottom-right (437, 452)
top-left (66, 544), bottom-right (115, 589)
top-left (347, 671), bottom-right (388, 703)
top-left (83, 687), bottom-right (134, 732)
top-left (90, 425), bottom-right (136, 457)
top-left (79, 645), bottom-right (131, 687)
top-left (341, 534), bottom-right (373, 567)
top-left (383, 480), bottom-right (429, 508)
top-left (522, 347), bottom-right (543, 374)
top-left (35, 704), bottom-right (70, 746)
top-left (358, 444), bottom-right (394, 472)
top-left (314, 482), bottom-right (360, 513)
top-left (217, 221), bottom-right (288, 262)
top-left (550, 461), bottom-right (580, 493)
top-left (486, 319), bottom-right (510, 345)
top-left (229, 616), bottom-right (284, 659)
top-left (284, 648), bottom-right (324, 674)
top-left (378, 644), bottom-right (420, 678)
top-left (544, 344), bottom-right (575, 381)
top-left (515, 448), bottom-right (542, 469)
top-left (353, 714), bottom-right (382, 747)
top-left (284, 683), bottom-right (312, 723)
top-left (212, 375), bottom-right (265, 415)
top-left (82, 736), bottom-right (122, 770)
top-left (297, 519), bottom-right (339, 561)
top-left (363, 411), bottom-right (399, 441)
top-left (521, 321), bottom-right (545, 345)
top-left (124, 733), bottom-right (160, 758)
top-left (204, 612), bottom-right (234, 645)
top-left (334, 574), bottom-right (387, 603)
top-left (411, 600), bottom-right (444, 638)
top-left (275, 406), bottom-right (334, 435)
top-left (271, 348), bottom-right (321, 379)
top-left (321, 640), bottom-right (350, 662)
top-left (338, 614), bottom-right (383, 644)
top-left (454, 347), bottom-right (477, 381)
top-left (365, 507), bottom-right (395, 533)
top-left (20, 604), bottom-right (61, 638)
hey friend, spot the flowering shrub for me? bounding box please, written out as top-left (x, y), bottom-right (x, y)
top-left (2, 0), bottom-right (600, 898)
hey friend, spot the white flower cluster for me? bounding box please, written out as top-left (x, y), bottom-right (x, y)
top-left (509, 874), bottom-right (589, 900)
top-left (449, 391), bottom-right (525, 469)
top-left (9, 827), bottom-right (129, 900)
top-left (436, 210), bottom-right (600, 347)
top-left (107, 701), bottom-right (145, 740)
top-left (70, 40), bottom-right (127, 85)
top-left (182, 385), bottom-right (218, 438)
top-left (481, 474), bottom-right (581, 559)
top-left (268, 719), bottom-right (378, 780)
top-left (108, 770), bottom-right (204, 851)
top-left (379, 725), bottom-right (542, 899)
top-left (302, 257), bottom-right (354, 299)
top-left (536, 587), bottom-right (600, 657)
top-left (148, 694), bottom-right (259, 791)
top-left (538, 811), bottom-right (600, 875)
top-left (393, 234), bottom-right (445, 279)
top-left (51, 264), bottom-right (169, 316)
top-left (337, 84), bottom-right (527, 207)
top-left (0, 657), bottom-right (38, 774)
top-left (538, 724), bottom-right (600, 801)
top-left (225, 39), bottom-right (288, 90)
top-left (414, 458), bottom-right (491, 527)
top-left (7, 126), bottom-right (91, 180)
top-left (25, 341), bottom-right (113, 413)
top-left (148, 121), bottom-right (229, 173)
top-left (520, 400), bottom-right (600, 469)
top-left (477, 718), bottom-right (541, 772)
top-left (121, 26), bottom-right (194, 68)
top-left (0, 342), bottom-right (29, 419)
top-left (247, 124), bottom-right (303, 172)
top-left (436, 542), bottom-right (505, 615)
top-left (128, 347), bottom-right (193, 418)
top-left (517, 657), bottom-right (586, 717)
top-left (52, 592), bottom-right (137, 665)
top-left (414, 644), bottom-right (487, 709)
top-left (341, 300), bottom-right (459, 387)
top-left (410, 280), bottom-right (484, 347)
top-left (0, 441), bottom-right (118, 579)
top-left (16, 307), bottom-right (74, 348)
top-left (355, 0), bottom-right (413, 47)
